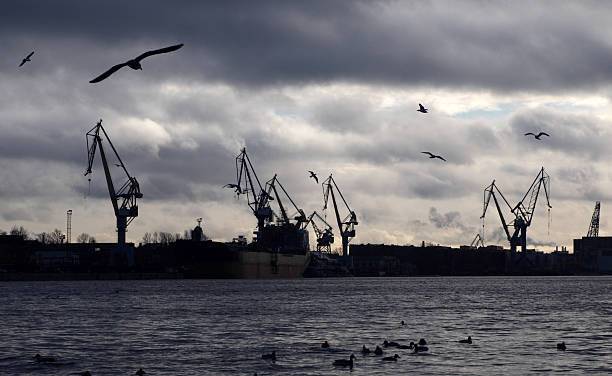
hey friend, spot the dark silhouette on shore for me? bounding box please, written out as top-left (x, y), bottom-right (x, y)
top-left (89, 43), bottom-right (184, 83)
top-left (19, 51), bottom-right (34, 67)
top-left (421, 151), bottom-right (446, 161)
top-left (524, 132), bottom-right (550, 140)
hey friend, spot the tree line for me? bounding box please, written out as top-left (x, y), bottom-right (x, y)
top-left (1, 225), bottom-right (208, 245)
top-left (0, 225), bottom-right (96, 244)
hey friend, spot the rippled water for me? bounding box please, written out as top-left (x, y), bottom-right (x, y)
top-left (1, 276), bottom-right (611, 375)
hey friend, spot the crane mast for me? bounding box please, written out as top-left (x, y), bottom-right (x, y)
top-left (481, 167), bottom-right (551, 252)
top-left (322, 174), bottom-right (357, 257)
top-left (84, 120), bottom-right (143, 246)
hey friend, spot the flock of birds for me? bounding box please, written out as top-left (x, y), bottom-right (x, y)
top-left (31, 334), bottom-right (568, 374)
top-left (415, 103), bottom-right (551, 163)
top-left (256, 331), bottom-right (567, 373)
top-left (257, 335), bottom-right (447, 372)
top-left (17, 44), bottom-right (550, 171)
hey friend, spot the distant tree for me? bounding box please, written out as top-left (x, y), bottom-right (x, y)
top-left (10, 225), bottom-right (29, 239)
top-left (36, 232), bottom-right (49, 244)
top-left (47, 229), bottom-right (65, 244)
top-left (153, 232), bottom-right (159, 243)
top-left (159, 232), bottom-right (174, 245)
top-left (142, 232), bottom-right (153, 244)
top-left (183, 229), bottom-right (190, 240)
top-left (76, 233), bottom-right (95, 243)
top-left (0, 229), bottom-right (6, 235)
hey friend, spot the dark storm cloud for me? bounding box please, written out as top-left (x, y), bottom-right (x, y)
top-left (3, 1), bottom-right (612, 91)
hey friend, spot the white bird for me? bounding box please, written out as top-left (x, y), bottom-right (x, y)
top-left (421, 151), bottom-right (446, 161)
top-left (90, 43), bottom-right (184, 83)
top-left (19, 51), bottom-right (34, 67)
top-left (308, 170), bottom-right (318, 183)
top-left (524, 132), bottom-right (550, 140)
top-left (417, 103), bottom-right (428, 113)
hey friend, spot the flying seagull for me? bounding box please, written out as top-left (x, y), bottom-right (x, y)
top-left (89, 43), bottom-right (184, 83)
top-left (19, 51), bottom-right (34, 67)
top-left (223, 183), bottom-right (242, 194)
top-left (417, 104), bottom-right (428, 113)
top-left (421, 151), bottom-right (446, 161)
top-left (308, 170), bottom-right (318, 183)
top-left (524, 132), bottom-right (550, 140)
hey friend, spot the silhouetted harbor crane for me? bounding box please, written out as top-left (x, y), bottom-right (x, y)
top-left (308, 210), bottom-right (335, 253)
top-left (587, 201), bottom-right (600, 237)
top-left (234, 148), bottom-right (273, 241)
top-left (481, 167), bottom-right (551, 252)
top-left (322, 174), bottom-right (357, 257)
top-left (84, 120), bottom-right (143, 246)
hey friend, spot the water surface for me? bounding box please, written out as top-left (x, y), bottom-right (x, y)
top-left (1, 276), bottom-right (610, 375)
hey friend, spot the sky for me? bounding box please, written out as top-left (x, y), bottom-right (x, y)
top-left (1, 0), bottom-right (612, 251)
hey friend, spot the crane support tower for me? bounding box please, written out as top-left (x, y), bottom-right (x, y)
top-left (322, 174), bottom-right (357, 257)
top-left (481, 167), bottom-right (551, 252)
top-left (587, 201), bottom-right (600, 237)
top-left (84, 120), bottom-right (143, 246)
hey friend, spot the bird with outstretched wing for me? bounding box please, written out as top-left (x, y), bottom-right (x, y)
top-left (524, 132), bottom-right (550, 140)
top-left (19, 51), bottom-right (34, 67)
top-left (223, 183), bottom-right (242, 194)
top-left (90, 44), bottom-right (183, 83)
top-left (421, 151), bottom-right (446, 161)
top-left (308, 170), bottom-right (318, 183)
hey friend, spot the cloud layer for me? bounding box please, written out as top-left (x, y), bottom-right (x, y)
top-left (1, 1), bottom-right (612, 251)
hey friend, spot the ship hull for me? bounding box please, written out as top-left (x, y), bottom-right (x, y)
top-left (175, 241), bottom-right (310, 279)
top-left (185, 249), bottom-right (310, 278)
